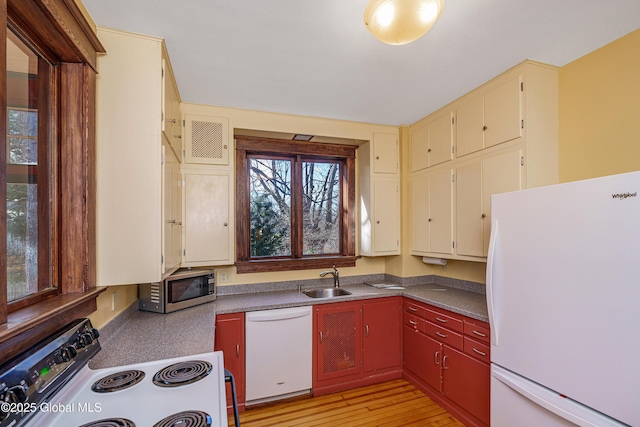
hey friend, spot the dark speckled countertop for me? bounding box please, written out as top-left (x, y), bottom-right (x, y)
top-left (90, 277), bottom-right (488, 369)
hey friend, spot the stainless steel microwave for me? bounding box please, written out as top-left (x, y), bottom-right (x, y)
top-left (139, 268), bottom-right (216, 313)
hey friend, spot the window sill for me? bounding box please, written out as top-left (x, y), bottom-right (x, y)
top-left (0, 288), bottom-right (105, 362)
top-left (236, 256), bottom-right (359, 274)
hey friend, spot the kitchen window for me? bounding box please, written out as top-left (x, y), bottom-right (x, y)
top-left (236, 136), bottom-right (357, 273)
top-left (1, 0), bottom-right (104, 360)
top-left (5, 28), bottom-right (55, 309)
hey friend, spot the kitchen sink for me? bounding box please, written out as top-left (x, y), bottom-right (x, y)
top-left (303, 288), bottom-right (352, 298)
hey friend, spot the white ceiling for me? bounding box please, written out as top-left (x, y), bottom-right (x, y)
top-left (82, 0), bottom-right (640, 126)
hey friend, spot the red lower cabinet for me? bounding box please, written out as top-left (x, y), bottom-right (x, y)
top-left (443, 346), bottom-right (490, 426)
top-left (214, 312), bottom-right (245, 413)
top-left (313, 297), bottom-right (402, 395)
top-left (402, 298), bottom-right (490, 427)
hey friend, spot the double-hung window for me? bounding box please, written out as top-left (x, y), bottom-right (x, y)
top-left (236, 137), bottom-right (357, 273)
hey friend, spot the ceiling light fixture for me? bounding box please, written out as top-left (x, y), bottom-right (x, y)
top-left (364, 0), bottom-right (445, 45)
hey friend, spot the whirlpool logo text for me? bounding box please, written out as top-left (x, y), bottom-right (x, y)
top-left (611, 192), bottom-right (637, 200)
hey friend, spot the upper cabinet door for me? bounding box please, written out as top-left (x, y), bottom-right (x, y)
top-left (184, 114), bottom-right (230, 165)
top-left (429, 169), bottom-right (453, 255)
top-left (484, 76), bottom-right (523, 148)
top-left (410, 172), bottom-right (430, 254)
top-left (456, 96), bottom-right (484, 157)
top-left (372, 132), bottom-right (398, 174)
top-left (455, 161), bottom-right (483, 258)
top-left (373, 178), bottom-right (400, 254)
top-left (428, 112), bottom-right (454, 167)
top-left (410, 125), bottom-right (429, 173)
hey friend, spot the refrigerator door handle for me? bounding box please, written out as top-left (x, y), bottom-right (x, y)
top-left (486, 219), bottom-right (499, 346)
top-left (492, 365), bottom-right (627, 427)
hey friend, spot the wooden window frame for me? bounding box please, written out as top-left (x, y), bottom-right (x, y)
top-left (236, 136), bottom-right (358, 273)
top-left (0, 0), bottom-right (105, 362)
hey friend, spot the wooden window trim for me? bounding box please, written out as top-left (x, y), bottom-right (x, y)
top-left (235, 136), bottom-right (358, 274)
top-left (0, 0), bottom-right (106, 362)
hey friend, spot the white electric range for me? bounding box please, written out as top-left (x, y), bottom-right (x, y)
top-left (0, 319), bottom-right (227, 427)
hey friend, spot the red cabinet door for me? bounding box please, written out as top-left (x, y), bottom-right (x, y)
top-left (402, 324), bottom-right (442, 392)
top-left (315, 302), bottom-right (362, 383)
top-left (363, 297), bottom-right (401, 373)
top-left (214, 312), bottom-right (245, 411)
top-left (442, 346), bottom-right (490, 425)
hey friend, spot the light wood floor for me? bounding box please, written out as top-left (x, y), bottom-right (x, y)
top-left (229, 379), bottom-right (465, 427)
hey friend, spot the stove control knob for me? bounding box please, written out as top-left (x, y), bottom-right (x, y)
top-left (79, 332), bottom-right (93, 346)
top-left (73, 337), bottom-right (85, 349)
top-left (3, 384), bottom-right (27, 404)
top-left (88, 328), bottom-right (100, 340)
top-left (58, 345), bottom-right (78, 362)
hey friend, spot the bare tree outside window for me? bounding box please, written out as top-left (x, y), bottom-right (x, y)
top-left (302, 161), bottom-right (339, 255)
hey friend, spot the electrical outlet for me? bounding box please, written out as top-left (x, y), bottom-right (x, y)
top-left (218, 271), bottom-right (230, 283)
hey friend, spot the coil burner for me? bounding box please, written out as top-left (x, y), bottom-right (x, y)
top-left (152, 360), bottom-right (213, 388)
top-left (153, 410), bottom-right (212, 427)
top-left (78, 418), bottom-right (136, 427)
top-left (91, 370), bottom-right (146, 393)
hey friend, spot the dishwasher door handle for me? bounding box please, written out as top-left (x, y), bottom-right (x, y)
top-left (246, 306), bottom-right (311, 322)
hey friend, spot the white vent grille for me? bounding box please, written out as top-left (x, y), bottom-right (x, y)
top-left (191, 120), bottom-right (224, 160)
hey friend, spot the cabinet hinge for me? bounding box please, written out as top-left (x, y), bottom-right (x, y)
top-left (451, 146), bottom-right (455, 154)
top-left (161, 254), bottom-right (164, 263)
top-left (161, 111), bottom-right (164, 122)
top-left (183, 249), bottom-right (186, 256)
top-left (183, 119), bottom-right (186, 127)
top-left (521, 156), bottom-right (525, 166)
top-left (521, 82), bottom-right (524, 91)
top-left (453, 241), bottom-right (455, 249)
top-left (451, 174), bottom-right (455, 183)
top-left (521, 119), bottom-right (524, 129)
top-left (451, 117), bottom-right (455, 125)
top-left (161, 153), bottom-right (165, 164)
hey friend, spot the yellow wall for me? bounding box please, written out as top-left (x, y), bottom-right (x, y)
top-left (558, 28), bottom-right (640, 182)
top-left (88, 285), bottom-right (138, 329)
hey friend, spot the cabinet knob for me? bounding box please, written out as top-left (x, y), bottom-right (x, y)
top-left (224, 222), bottom-right (228, 227)
top-left (168, 219), bottom-right (177, 224)
top-left (174, 135), bottom-right (182, 139)
top-left (481, 213), bottom-right (486, 218)
top-left (482, 125), bottom-right (488, 131)
top-left (376, 220), bottom-right (380, 224)
top-left (427, 148), bottom-right (432, 153)
top-left (428, 218), bottom-right (432, 222)
top-left (376, 156), bottom-right (380, 160)
top-left (167, 119), bottom-right (176, 124)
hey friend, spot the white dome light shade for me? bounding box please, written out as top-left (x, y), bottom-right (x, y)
top-left (364, 0), bottom-right (445, 45)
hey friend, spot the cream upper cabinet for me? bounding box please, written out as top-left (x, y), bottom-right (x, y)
top-left (163, 58), bottom-right (182, 161)
top-left (96, 27), bottom-right (183, 286)
top-left (455, 148), bottom-right (523, 258)
top-left (456, 75), bottom-right (522, 157)
top-left (182, 167), bottom-right (234, 266)
top-left (409, 60), bottom-right (558, 262)
top-left (163, 143), bottom-right (182, 273)
top-left (484, 75), bottom-right (523, 148)
top-left (410, 168), bottom-right (453, 256)
top-left (184, 114), bottom-right (230, 165)
top-left (372, 178), bottom-right (400, 253)
top-left (456, 96), bottom-right (484, 157)
top-left (410, 111), bottom-right (454, 172)
top-left (358, 137), bottom-right (401, 256)
top-left (372, 132), bottom-right (398, 174)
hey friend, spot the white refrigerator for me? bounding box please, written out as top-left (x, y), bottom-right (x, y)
top-left (486, 171), bottom-right (640, 427)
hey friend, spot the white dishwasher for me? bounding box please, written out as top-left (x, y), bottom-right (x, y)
top-left (245, 306), bottom-right (312, 404)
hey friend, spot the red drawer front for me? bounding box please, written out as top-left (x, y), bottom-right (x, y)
top-left (403, 312), bottom-right (425, 333)
top-left (403, 300), bottom-right (426, 318)
top-left (425, 321), bottom-right (463, 350)
top-left (463, 321), bottom-right (490, 344)
top-left (425, 308), bottom-right (463, 333)
top-left (463, 337), bottom-right (490, 363)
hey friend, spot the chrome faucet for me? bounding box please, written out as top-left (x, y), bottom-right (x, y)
top-left (320, 265), bottom-right (340, 288)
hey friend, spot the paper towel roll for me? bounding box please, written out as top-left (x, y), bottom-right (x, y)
top-left (422, 256), bottom-right (447, 265)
